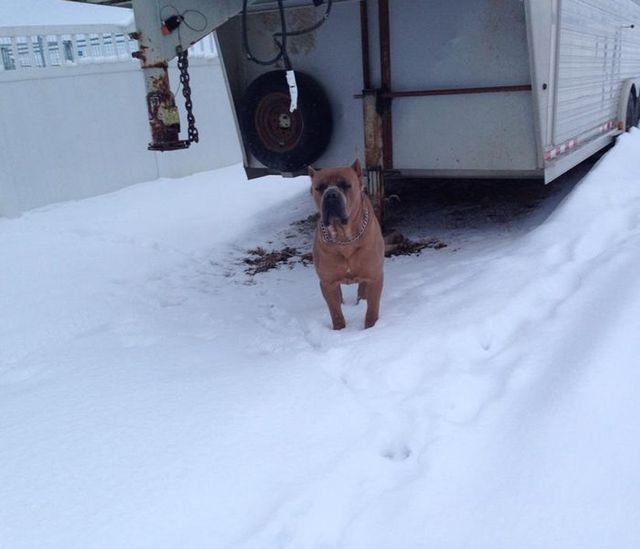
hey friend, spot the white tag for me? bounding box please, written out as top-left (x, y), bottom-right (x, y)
top-left (286, 69), bottom-right (298, 112)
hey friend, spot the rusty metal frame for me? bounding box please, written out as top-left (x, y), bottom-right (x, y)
top-left (388, 84), bottom-right (532, 97)
top-left (360, 0), bottom-right (380, 171)
top-left (66, 0), bottom-right (131, 6)
top-left (355, 84), bottom-right (533, 100)
top-left (359, 0), bottom-right (392, 221)
top-left (378, 0), bottom-right (393, 170)
top-left (359, 0), bottom-right (371, 90)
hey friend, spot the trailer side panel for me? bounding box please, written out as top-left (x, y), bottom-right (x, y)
top-left (544, 0), bottom-right (640, 181)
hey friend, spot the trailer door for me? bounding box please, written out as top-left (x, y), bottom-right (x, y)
top-left (375, 0), bottom-right (539, 177)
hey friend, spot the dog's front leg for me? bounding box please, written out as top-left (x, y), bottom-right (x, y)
top-left (364, 275), bottom-right (383, 329)
top-left (357, 282), bottom-right (367, 304)
top-left (320, 281), bottom-right (346, 330)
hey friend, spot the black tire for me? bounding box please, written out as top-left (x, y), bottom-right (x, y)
top-left (240, 70), bottom-right (333, 172)
top-left (634, 91), bottom-right (640, 128)
top-left (626, 88), bottom-right (638, 131)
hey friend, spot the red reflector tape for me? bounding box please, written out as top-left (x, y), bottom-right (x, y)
top-left (545, 120), bottom-right (615, 163)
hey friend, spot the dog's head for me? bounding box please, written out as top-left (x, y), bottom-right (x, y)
top-left (309, 159), bottom-right (364, 227)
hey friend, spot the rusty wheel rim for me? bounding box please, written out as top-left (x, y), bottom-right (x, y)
top-left (254, 92), bottom-right (304, 153)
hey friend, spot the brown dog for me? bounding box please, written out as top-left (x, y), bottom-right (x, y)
top-left (310, 159), bottom-right (384, 330)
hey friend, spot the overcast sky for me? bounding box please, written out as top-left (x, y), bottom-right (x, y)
top-left (0, 0), bottom-right (132, 27)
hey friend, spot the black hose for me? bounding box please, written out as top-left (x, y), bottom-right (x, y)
top-left (242, 0), bottom-right (333, 69)
top-left (274, 0), bottom-right (333, 38)
top-left (242, 0), bottom-right (287, 66)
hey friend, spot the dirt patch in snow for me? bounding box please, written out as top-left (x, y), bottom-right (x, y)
top-left (244, 231), bottom-right (446, 276)
top-left (384, 231), bottom-right (447, 256)
top-left (244, 246), bottom-right (312, 275)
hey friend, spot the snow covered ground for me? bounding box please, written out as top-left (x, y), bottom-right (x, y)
top-left (2, 132), bottom-right (640, 548)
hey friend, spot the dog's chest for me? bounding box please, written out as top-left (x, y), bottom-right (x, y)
top-left (335, 256), bottom-right (363, 284)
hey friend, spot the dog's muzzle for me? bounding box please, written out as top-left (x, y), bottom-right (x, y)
top-left (321, 187), bottom-right (348, 226)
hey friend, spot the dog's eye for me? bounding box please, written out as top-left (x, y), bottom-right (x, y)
top-left (338, 182), bottom-right (352, 190)
top-left (316, 184), bottom-right (327, 193)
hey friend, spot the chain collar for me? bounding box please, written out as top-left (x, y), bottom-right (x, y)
top-left (320, 208), bottom-right (370, 245)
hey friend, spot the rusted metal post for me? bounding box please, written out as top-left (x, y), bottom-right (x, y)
top-left (378, 0), bottom-right (392, 171)
top-left (360, 0), bottom-right (389, 222)
top-left (359, 0), bottom-right (371, 90)
top-left (130, 31), bottom-right (187, 151)
top-left (363, 89), bottom-right (384, 223)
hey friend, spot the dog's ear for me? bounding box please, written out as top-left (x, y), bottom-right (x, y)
top-left (351, 159), bottom-right (362, 178)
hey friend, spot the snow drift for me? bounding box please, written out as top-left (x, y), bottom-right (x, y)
top-left (2, 133), bottom-right (640, 548)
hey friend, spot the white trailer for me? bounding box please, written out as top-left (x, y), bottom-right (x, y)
top-left (68, 0), bottom-right (640, 216)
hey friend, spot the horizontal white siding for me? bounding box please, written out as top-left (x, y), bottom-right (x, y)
top-left (554, 0), bottom-right (640, 144)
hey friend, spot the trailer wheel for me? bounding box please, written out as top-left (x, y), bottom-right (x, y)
top-left (626, 88), bottom-right (639, 131)
top-left (240, 71), bottom-right (333, 172)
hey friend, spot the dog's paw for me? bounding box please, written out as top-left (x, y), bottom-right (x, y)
top-left (331, 318), bottom-right (346, 330)
top-left (364, 316), bottom-right (378, 329)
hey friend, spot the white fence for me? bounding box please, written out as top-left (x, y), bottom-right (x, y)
top-left (0, 24), bottom-right (240, 217)
top-left (0, 25), bottom-right (135, 70)
top-left (0, 24), bottom-right (217, 70)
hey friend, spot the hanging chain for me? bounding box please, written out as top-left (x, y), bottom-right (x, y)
top-left (176, 46), bottom-right (199, 144)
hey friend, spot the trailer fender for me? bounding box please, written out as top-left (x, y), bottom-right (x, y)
top-left (618, 79), bottom-right (640, 131)
top-left (240, 71), bottom-right (333, 173)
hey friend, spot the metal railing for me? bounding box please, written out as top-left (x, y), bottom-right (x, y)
top-left (0, 24), bottom-right (217, 71)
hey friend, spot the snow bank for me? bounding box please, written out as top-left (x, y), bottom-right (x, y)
top-left (2, 133), bottom-right (640, 548)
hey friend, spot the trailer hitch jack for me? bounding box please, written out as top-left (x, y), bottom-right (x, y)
top-left (140, 65), bottom-right (188, 151)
